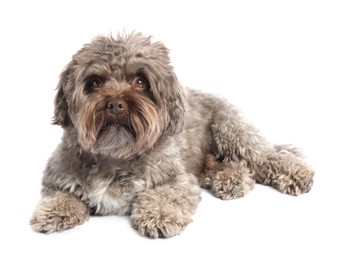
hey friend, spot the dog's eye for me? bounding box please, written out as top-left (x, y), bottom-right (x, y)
top-left (86, 77), bottom-right (104, 90)
top-left (131, 77), bottom-right (147, 89)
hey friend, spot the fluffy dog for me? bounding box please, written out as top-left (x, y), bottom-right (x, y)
top-left (30, 32), bottom-right (314, 238)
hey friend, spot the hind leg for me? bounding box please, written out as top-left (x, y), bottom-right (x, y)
top-left (207, 105), bottom-right (313, 197)
top-left (201, 105), bottom-right (272, 199)
top-left (211, 107), bottom-right (272, 164)
top-left (255, 145), bottom-right (314, 195)
top-left (199, 154), bottom-right (255, 200)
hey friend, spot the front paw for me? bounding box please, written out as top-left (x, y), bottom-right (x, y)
top-left (130, 188), bottom-right (198, 238)
top-left (131, 212), bottom-right (189, 238)
top-left (30, 192), bottom-right (89, 233)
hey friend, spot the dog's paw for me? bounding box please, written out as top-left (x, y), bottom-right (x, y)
top-left (131, 213), bottom-right (188, 238)
top-left (212, 165), bottom-right (255, 200)
top-left (260, 152), bottom-right (315, 196)
top-left (30, 193), bottom-right (89, 233)
top-left (275, 167), bottom-right (314, 196)
top-left (202, 155), bottom-right (255, 200)
top-left (131, 188), bottom-right (197, 238)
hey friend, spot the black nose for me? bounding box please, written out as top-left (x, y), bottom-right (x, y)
top-left (106, 99), bottom-right (127, 114)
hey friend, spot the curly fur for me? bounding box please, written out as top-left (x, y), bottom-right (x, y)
top-left (200, 154), bottom-right (255, 200)
top-left (30, 32), bottom-right (314, 238)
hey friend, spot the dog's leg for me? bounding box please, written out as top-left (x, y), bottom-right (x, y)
top-left (209, 108), bottom-right (314, 197)
top-left (202, 107), bottom-right (270, 199)
top-left (255, 145), bottom-right (314, 195)
top-left (30, 191), bottom-right (89, 233)
top-left (130, 173), bottom-right (200, 238)
top-left (199, 154), bottom-right (255, 200)
top-left (211, 108), bottom-right (271, 164)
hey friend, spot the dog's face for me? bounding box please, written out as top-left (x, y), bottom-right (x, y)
top-left (53, 33), bottom-right (186, 159)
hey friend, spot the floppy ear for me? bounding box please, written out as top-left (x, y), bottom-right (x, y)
top-left (141, 41), bottom-right (186, 135)
top-left (148, 69), bottom-right (186, 135)
top-left (52, 62), bottom-right (74, 127)
top-left (159, 73), bottom-right (186, 135)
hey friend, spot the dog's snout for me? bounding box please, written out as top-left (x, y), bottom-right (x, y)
top-left (106, 99), bottom-right (127, 114)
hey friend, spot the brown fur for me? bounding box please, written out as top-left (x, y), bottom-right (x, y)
top-left (200, 154), bottom-right (255, 200)
top-left (30, 192), bottom-right (89, 233)
top-left (255, 148), bottom-right (314, 195)
top-left (30, 32), bottom-right (314, 238)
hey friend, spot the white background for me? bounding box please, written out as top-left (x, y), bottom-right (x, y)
top-left (1, 0), bottom-right (346, 259)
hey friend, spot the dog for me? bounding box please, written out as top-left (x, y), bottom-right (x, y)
top-left (30, 32), bottom-right (314, 238)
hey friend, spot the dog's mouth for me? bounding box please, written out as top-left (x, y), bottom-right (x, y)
top-left (81, 95), bottom-right (162, 159)
top-left (92, 115), bottom-right (137, 155)
top-left (91, 125), bottom-right (136, 157)
top-left (99, 116), bottom-right (137, 140)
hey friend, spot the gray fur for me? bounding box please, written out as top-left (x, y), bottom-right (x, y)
top-left (30, 32), bottom-right (314, 238)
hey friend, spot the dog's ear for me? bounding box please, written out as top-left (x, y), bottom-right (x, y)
top-left (149, 70), bottom-right (186, 135)
top-left (142, 40), bottom-right (186, 135)
top-left (161, 74), bottom-right (186, 135)
top-left (52, 62), bottom-right (75, 127)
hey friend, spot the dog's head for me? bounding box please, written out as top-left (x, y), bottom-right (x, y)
top-left (53, 33), bottom-right (186, 159)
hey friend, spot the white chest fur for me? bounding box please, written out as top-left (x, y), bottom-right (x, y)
top-left (85, 178), bottom-right (146, 215)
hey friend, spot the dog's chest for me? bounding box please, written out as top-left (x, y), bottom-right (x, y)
top-left (83, 167), bottom-right (146, 215)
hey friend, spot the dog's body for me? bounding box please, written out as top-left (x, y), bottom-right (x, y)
top-left (30, 33), bottom-right (314, 238)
